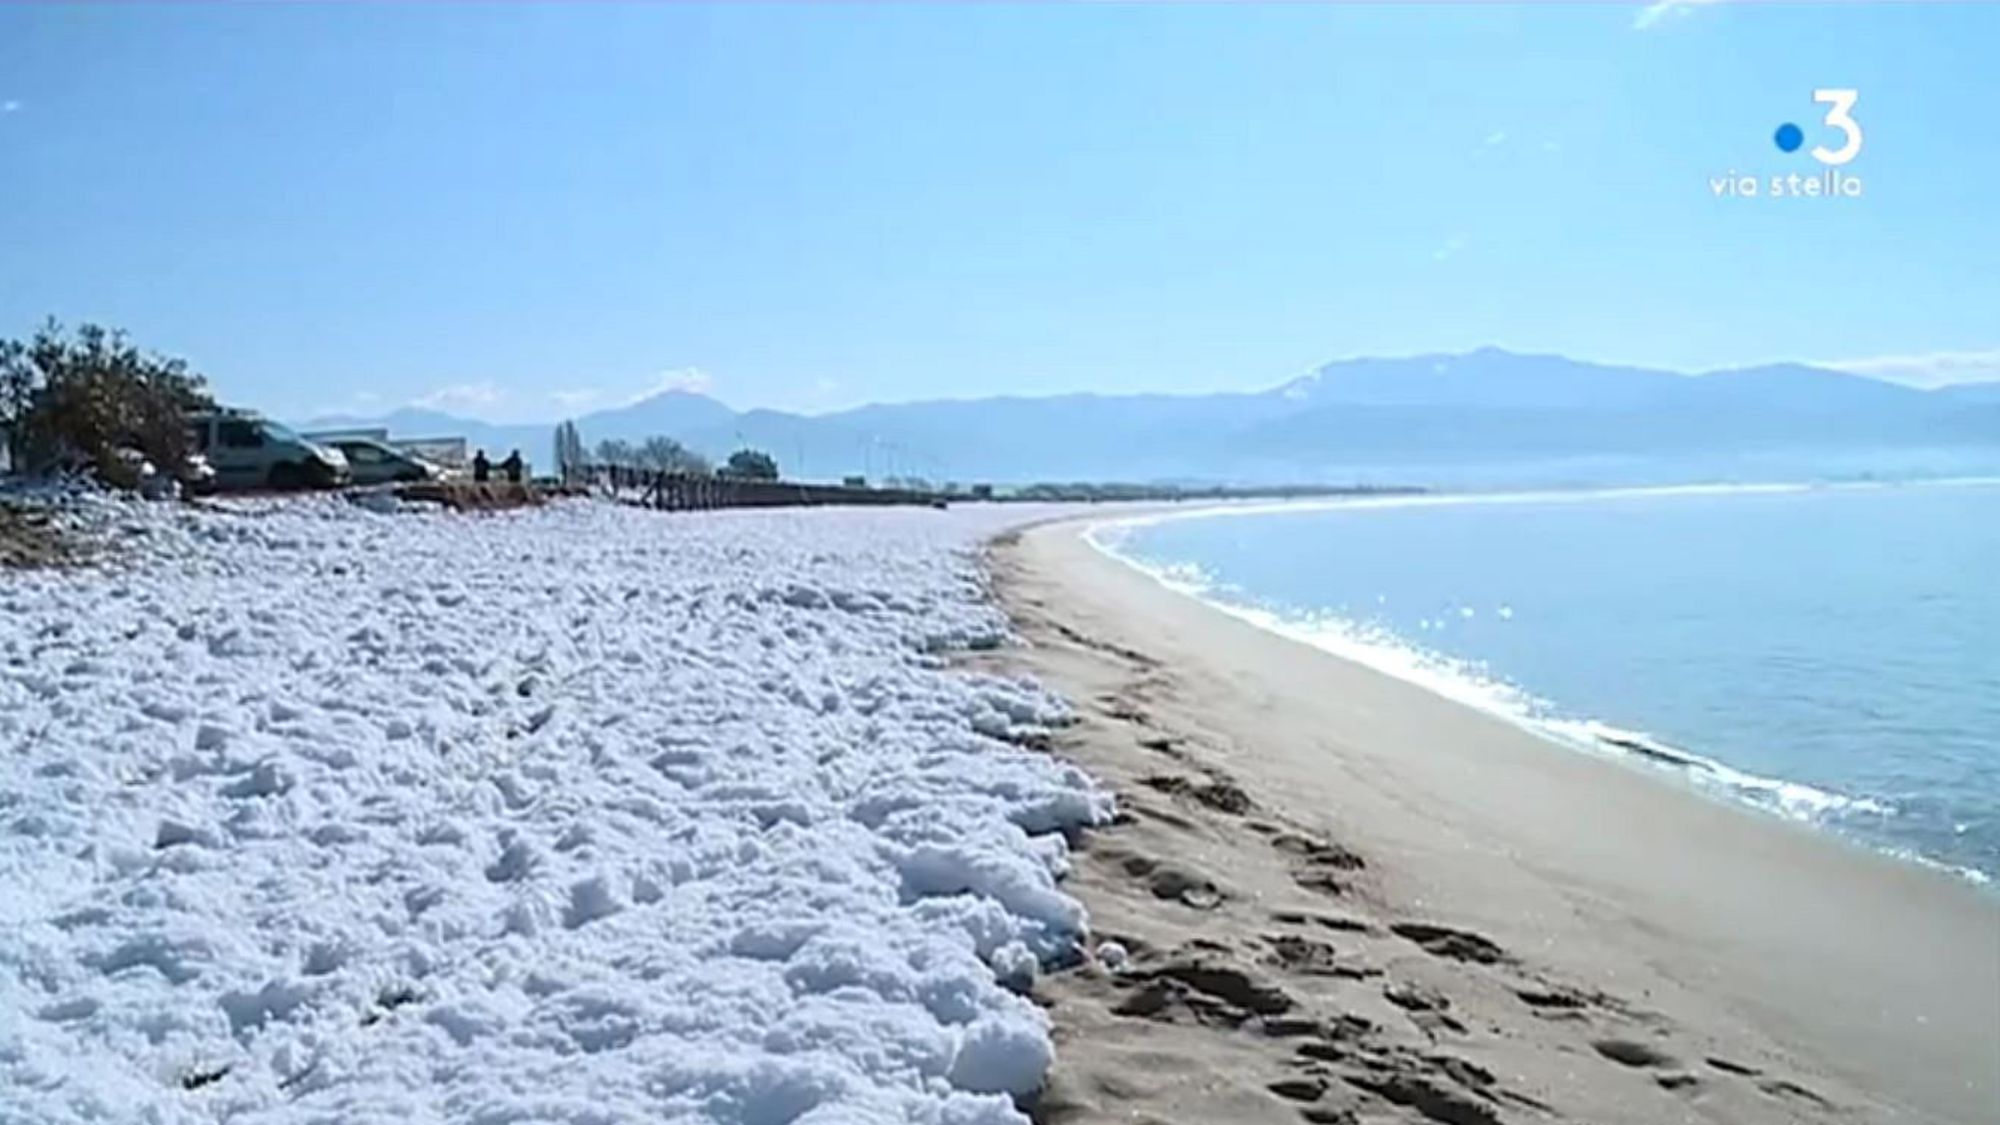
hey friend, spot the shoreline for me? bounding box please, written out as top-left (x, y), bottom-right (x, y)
top-left (987, 517), bottom-right (1998, 1125)
top-left (1078, 503), bottom-right (1993, 891)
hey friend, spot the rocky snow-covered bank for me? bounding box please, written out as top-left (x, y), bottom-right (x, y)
top-left (0, 495), bottom-right (1109, 1124)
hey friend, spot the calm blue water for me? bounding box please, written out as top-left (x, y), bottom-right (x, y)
top-left (1096, 481), bottom-right (2000, 885)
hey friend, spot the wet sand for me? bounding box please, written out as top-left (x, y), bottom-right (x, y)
top-left (980, 517), bottom-right (1999, 1125)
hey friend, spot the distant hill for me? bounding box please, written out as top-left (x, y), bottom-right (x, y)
top-left (298, 349), bottom-right (2000, 485)
top-left (1934, 381), bottom-right (2000, 404)
top-left (584, 391), bottom-right (738, 442)
top-left (1272, 348), bottom-right (1687, 410)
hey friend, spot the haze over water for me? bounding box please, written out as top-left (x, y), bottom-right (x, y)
top-left (1099, 480), bottom-right (2000, 885)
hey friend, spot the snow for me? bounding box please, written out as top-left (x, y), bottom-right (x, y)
top-left (1092, 941), bottom-right (1129, 972)
top-left (0, 494), bottom-right (1110, 1124)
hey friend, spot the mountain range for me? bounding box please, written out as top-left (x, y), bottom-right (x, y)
top-left (299, 348), bottom-right (2000, 486)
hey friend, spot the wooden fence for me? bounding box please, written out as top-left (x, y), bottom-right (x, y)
top-left (585, 465), bottom-right (943, 512)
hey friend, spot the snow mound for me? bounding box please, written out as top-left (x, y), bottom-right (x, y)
top-left (0, 497), bottom-right (1107, 1123)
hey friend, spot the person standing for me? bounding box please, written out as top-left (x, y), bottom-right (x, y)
top-left (472, 450), bottom-right (491, 483)
top-left (501, 450), bottom-right (524, 484)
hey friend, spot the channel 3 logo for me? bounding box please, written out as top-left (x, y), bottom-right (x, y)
top-left (1710, 89), bottom-right (1863, 200)
top-left (1772, 90), bottom-right (1862, 166)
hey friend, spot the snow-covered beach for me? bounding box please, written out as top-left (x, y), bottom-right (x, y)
top-left (1, 495), bottom-right (1109, 1124)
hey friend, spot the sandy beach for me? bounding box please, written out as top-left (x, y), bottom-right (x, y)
top-left (985, 516), bottom-right (2000, 1125)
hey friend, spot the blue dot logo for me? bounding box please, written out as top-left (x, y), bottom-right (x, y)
top-left (1774, 122), bottom-right (1804, 153)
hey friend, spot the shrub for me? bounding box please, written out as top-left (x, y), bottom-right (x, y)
top-left (0, 320), bottom-right (214, 487)
top-left (720, 448), bottom-right (779, 481)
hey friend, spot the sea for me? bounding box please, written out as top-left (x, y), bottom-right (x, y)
top-left (1089, 479), bottom-right (2000, 886)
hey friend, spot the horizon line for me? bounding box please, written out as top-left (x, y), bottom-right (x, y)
top-left (294, 344), bottom-right (1995, 428)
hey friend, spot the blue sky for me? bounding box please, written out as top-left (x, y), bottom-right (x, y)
top-left (1, 3), bottom-right (1995, 422)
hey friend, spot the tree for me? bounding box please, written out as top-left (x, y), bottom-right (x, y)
top-left (595, 438), bottom-right (635, 465)
top-left (636, 435), bottom-right (710, 475)
top-left (0, 320), bottom-right (215, 486)
top-left (553, 420), bottom-right (586, 480)
top-left (720, 448), bottom-right (780, 481)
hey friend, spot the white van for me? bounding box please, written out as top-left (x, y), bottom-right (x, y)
top-left (187, 411), bottom-right (350, 491)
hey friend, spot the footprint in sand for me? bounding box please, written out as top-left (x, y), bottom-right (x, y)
top-left (1140, 772), bottom-right (1255, 816)
top-left (1106, 848), bottom-right (1227, 910)
top-left (1096, 695), bottom-right (1151, 725)
top-left (1592, 1037), bottom-right (1679, 1068)
top-left (1267, 1076), bottom-right (1329, 1103)
top-left (1272, 830), bottom-right (1368, 899)
top-left (1389, 922), bottom-right (1511, 966)
top-left (1120, 793), bottom-right (1202, 833)
top-left (1384, 980), bottom-right (1468, 1036)
top-left (1271, 909), bottom-right (1374, 934)
top-left (1271, 832), bottom-right (1367, 871)
top-left (1341, 1071), bottom-right (1506, 1125)
top-left (1758, 1077), bottom-right (1836, 1109)
top-left (1512, 986), bottom-right (1590, 1015)
top-left (1110, 956), bottom-right (1297, 1029)
top-left (1655, 1071), bottom-right (1703, 1092)
top-left (1051, 621), bottom-right (1159, 668)
top-left (1262, 932), bottom-right (1380, 980)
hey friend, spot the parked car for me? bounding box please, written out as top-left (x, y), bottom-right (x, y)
top-left (117, 447), bottom-right (217, 498)
top-left (41, 438), bottom-right (215, 496)
top-left (186, 411), bottom-right (350, 491)
top-left (329, 438), bottom-right (442, 486)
